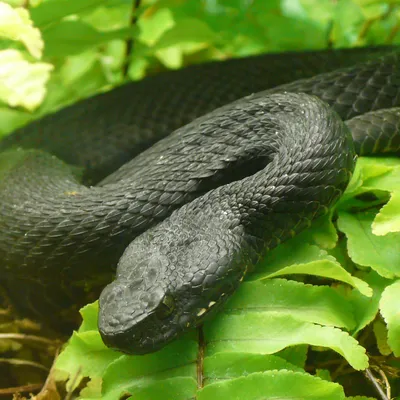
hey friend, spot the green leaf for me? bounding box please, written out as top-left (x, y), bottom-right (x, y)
top-left (373, 319), bottom-right (391, 356)
top-left (54, 302), bottom-right (121, 391)
top-left (204, 313), bottom-right (368, 370)
top-left (337, 211), bottom-right (400, 278)
top-left (254, 242), bottom-right (372, 296)
top-left (42, 20), bottom-right (135, 57)
top-left (372, 192), bottom-right (400, 235)
top-left (224, 279), bottom-right (356, 330)
top-left (203, 352), bottom-right (303, 384)
top-left (198, 370), bottom-right (346, 400)
top-left (330, 0), bottom-right (365, 47)
top-left (255, 14), bottom-right (327, 51)
top-left (276, 345), bottom-right (308, 369)
top-left (78, 376), bottom-right (102, 399)
top-left (0, 49), bottom-right (53, 110)
top-left (0, 106), bottom-right (31, 135)
top-left (315, 369), bottom-right (331, 381)
top-left (154, 18), bottom-right (216, 50)
top-left (30, 0), bottom-right (113, 28)
top-left (155, 47), bottom-right (184, 69)
top-left (348, 271), bottom-right (390, 335)
top-left (100, 340), bottom-right (198, 400)
top-left (294, 214), bottom-right (338, 249)
top-left (337, 157), bottom-right (396, 209)
top-left (102, 376), bottom-right (196, 400)
top-left (137, 7), bottom-right (174, 46)
top-left (54, 331), bottom-right (121, 391)
top-left (379, 280), bottom-right (400, 356)
top-left (4, 2), bottom-right (400, 398)
top-left (0, 2), bottom-right (43, 58)
top-left (36, 53), bottom-right (108, 116)
top-left (79, 301), bottom-right (100, 333)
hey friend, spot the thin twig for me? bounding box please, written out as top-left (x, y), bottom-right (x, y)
top-left (64, 366), bottom-right (82, 400)
top-left (0, 357), bottom-right (49, 372)
top-left (36, 347), bottom-right (62, 399)
top-left (0, 383), bottom-right (43, 396)
top-left (376, 367), bottom-right (391, 400)
top-left (0, 332), bottom-right (59, 347)
top-left (197, 326), bottom-right (205, 389)
top-left (363, 368), bottom-right (389, 400)
top-left (123, 0), bottom-right (142, 78)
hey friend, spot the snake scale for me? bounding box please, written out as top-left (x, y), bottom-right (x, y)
top-left (0, 46), bottom-right (400, 354)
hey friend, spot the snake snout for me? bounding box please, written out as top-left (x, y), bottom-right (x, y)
top-left (98, 209), bottom-right (253, 354)
top-left (98, 277), bottom-right (177, 354)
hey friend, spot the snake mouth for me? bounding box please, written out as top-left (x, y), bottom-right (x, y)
top-left (99, 312), bottom-right (180, 355)
top-left (98, 278), bottom-right (181, 354)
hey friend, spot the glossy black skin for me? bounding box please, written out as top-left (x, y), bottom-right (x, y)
top-left (0, 47), bottom-right (400, 352)
top-left (99, 93), bottom-right (355, 353)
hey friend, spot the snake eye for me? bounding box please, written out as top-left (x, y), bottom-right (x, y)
top-left (155, 294), bottom-right (175, 319)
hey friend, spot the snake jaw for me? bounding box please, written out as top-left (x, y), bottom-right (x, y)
top-left (98, 208), bottom-right (250, 354)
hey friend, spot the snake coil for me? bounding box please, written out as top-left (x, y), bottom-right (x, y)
top-left (0, 46), bottom-right (399, 354)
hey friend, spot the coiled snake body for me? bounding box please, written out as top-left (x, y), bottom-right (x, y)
top-left (0, 47), bottom-right (400, 354)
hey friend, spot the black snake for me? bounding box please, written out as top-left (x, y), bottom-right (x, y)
top-left (0, 46), bottom-right (399, 354)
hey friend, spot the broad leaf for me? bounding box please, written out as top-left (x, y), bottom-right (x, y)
top-left (0, 2), bottom-right (43, 58)
top-left (254, 242), bottom-right (371, 296)
top-left (198, 370), bottom-right (346, 400)
top-left (379, 280), bottom-right (400, 356)
top-left (204, 313), bottom-right (368, 370)
top-left (42, 20), bottom-right (135, 57)
top-left (0, 49), bottom-right (53, 110)
top-left (224, 279), bottom-right (356, 330)
top-left (337, 211), bottom-right (400, 279)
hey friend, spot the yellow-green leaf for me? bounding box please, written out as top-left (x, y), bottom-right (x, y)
top-left (0, 49), bottom-right (53, 110)
top-left (0, 2), bottom-right (43, 58)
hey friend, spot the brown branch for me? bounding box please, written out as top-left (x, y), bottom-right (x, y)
top-left (197, 326), bottom-right (205, 389)
top-left (0, 357), bottom-right (49, 372)
top-left (123, 0), bottom-right (142, 78)
top-left (35, 348), bottom-right (63, 400)
top-left (0, 383), bottom-right (43, 397)
top-left (0, 332), bottom-right (60, 347)
top-left (363, 368), bottom-right (389, 400)
top-left (376, 367), bottom-right (391, 400)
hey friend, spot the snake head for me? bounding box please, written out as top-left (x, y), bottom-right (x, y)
top-left (98, 209), bottom-right (249, 355)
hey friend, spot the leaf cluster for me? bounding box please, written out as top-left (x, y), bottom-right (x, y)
top-left (0, 0), bottom-right (399, 399)
top-left (55, 157), bottom-right (400, 399)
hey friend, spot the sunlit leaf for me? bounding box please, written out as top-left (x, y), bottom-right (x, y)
top-left (203, 352), bottom-right (303, 384)
top-left (224, 279), bottom-right (356, 330)
top-left (138, 7), bottom-right (174, 46)
top-left (155, 18), bottom-right (216, 50)
top-left (330, 0), bottom-right (365, 47)
top-left (2, 1), bottom-right (400, 398)
top-left (379, 280), bottom-right (400, 356)
top-left (372, 192), bottom-right (400, 235)
top-left (42, 20), bottom-right (135, 57)
top-left (373, 319), bottom-right (391, 356)
top-left (348, 271), bottom-right (391, 335)
top-left (30, 0), bottom-right (113, 28)
top-left (100, 341), bottom-right (198, 400)
top-left (198, 370), bottom-right (346, 400)
top-left (204, 313), bottom-right (368, 370)
top-left (337, 211), bottom-right (400, 279)
top-left (0, 49), bottom-right (53, 110)
top-left (0, 2), bottom-right (43, 58)
top-left (254, 242), bottom-right (371, 296)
